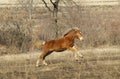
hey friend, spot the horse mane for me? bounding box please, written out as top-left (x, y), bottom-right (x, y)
top-left (63, 27), bottom-right (79, 37)
top-left (63, 29), bottom-right (75, 37)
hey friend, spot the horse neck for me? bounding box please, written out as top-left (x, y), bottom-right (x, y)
top-left (64, 34), bottom-right (76, 42)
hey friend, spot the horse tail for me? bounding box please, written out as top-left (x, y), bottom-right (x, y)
top-left (31, 40), bottom-right (45, 51)
top-left (42, 41), bottom-right (45, 46)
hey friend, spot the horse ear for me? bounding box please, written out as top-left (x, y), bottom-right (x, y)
top-left (76, 27), bottom-right (79, 29)
top-left (75, 28), bottom-right (79, 31)
top-left (72, 27), bottom-right (79, 30)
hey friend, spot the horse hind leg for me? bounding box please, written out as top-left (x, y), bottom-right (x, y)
top-left (36, 55), bottom-right (43, 67)
top-left (36, 58), bottom-right (48, 67)
top-left (36, 50), bottom-right (47, 67)
top-left (42, 51), bottom-right (53, 66)
top-left (36, 51), bottom-right (53, 67)
top-left (42, 60), bottom-right (48, 66)
top-left (36, 56), bottom-right (47, 67)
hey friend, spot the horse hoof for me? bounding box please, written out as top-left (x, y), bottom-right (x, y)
top-left (36, 64), bottom-right (39, 67)
top-left (75, 58), bottom-right (79, 61)
top-left (80, 55), bottom-right (84, 58)
top-left (43, 63), bottom-right (48, 66)
top-left (81, 56), bottom-right (84, 58)
top-left (44, 64), bottom-right (48, 66)
top-left (42, 61), bottom-right (48, 66)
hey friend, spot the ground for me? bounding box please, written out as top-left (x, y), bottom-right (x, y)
top-left (0, 46), bottom-right (120, 79)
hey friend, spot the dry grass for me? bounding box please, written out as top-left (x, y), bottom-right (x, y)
top-left (0, 2), bottom-right (120, 79)
top-left (0, 47), bottom-right (120, 79)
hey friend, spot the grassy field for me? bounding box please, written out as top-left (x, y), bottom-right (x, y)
top-left (0, 46), bottom-right (120, 79)
top-left (0, 1), bottom-right (120, 79)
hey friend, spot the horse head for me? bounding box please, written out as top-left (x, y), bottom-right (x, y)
top-left (64, 28), bottom-right (84, 41)
top-left (74, 29), bottom-right (84, 41)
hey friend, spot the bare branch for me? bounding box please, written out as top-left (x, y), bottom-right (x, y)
top-left (42, 0), bottom-right (52, 12)
top-left (50, 0), bottom-right (54, 4)
top-left (50, 0), bottom-right (60, 18)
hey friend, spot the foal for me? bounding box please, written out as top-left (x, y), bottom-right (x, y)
top-left (36, 28), bottom-right (84, 67)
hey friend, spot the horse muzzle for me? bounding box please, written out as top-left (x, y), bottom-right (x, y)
top-left (79, 37), bottom-right (84, 41)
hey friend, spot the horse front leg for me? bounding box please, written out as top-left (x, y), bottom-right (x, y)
top-left (36, 54), bottom-right (43, 67)
top-left (36, 50), bottom-right (48, 67)
top-left (69, 46), bottom-right (83, 61)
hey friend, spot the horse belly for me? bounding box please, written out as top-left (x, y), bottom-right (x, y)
top-left (55, 48), bottom-right (67, 52)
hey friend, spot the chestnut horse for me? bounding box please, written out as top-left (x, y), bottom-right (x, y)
top-left (36, 28), bottom-right (84, 67)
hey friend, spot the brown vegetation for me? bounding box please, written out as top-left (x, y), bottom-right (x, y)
top-left (0, 5), bottom-right (120, 54)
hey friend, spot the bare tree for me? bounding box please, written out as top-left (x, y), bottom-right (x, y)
top-left (18, 0), bottom-right (33, 20)
top-left (50, 0), bottom-right (60, 18)
top-left (42, 0), bottom-right (60, 38)
top-left (42, 0), bottom-right (60, 22)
